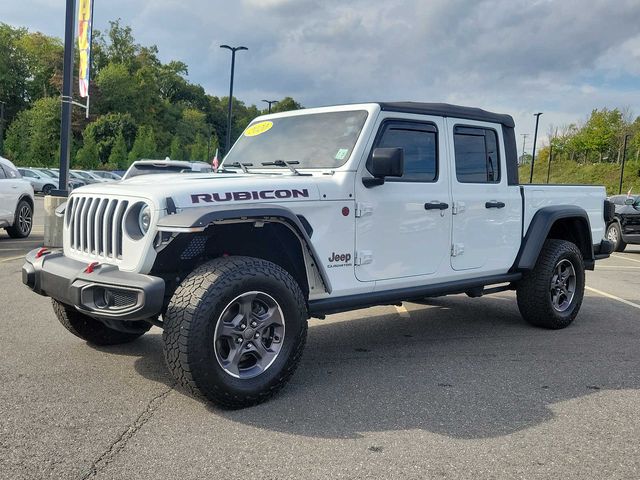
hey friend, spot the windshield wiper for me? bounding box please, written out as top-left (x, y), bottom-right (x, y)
top-left (224, 162), bottom-right (254, 173)
top-left (262, 160), bottom-right (309, 176)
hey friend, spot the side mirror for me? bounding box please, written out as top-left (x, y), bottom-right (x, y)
top-left (364, 147), bottom-right (404, 187)
top-left (624, 197), bottom-right (635, 205)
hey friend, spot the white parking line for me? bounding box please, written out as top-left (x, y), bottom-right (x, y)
top-left (0, 255), bottom-right (25, 263)
top-left (596, 265), bottom-right (640, 270)
top-left (395, 304), bottom-right (411, 318)
top-left (612, 254), bottom-right (640, 264)
top-left (585, 286), bottom-right (640, 310)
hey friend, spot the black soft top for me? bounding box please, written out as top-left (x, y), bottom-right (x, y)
top-left (378, 102), bottom-right (515, 128)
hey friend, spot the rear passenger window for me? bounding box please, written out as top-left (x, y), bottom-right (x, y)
top-left (454, 126), bottom-right (500, 183)
top-left (371, 121), bottom-right (438, 182)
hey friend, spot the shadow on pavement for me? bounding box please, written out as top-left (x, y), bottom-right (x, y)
top-left (101, 294), bottom-right (638, 440)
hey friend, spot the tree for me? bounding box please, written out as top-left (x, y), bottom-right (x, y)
top-left (128, 125), bottom-right (157, 162)
top-left (0, 23), bottom-right (30, 125)
top-left (270, 96), bottom-right (303, 114)
top-left (94, 63), bottom-right (139, 115)
top-left (108, 131), bottom-right (128, 169)
top-left (188, 133), bottom-right (207, 161)
top-left (75, 131), bottom-right (99, 169)
top-left (84, 112), bottom-right (137, 163)
top-left (169, 136), bottom-right (184, 160)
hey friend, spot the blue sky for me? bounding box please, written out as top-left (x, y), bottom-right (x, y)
top-left (2, 0), bottom-right (640, 153)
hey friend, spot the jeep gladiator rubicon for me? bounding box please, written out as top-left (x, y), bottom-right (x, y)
top-left (22, 103), bottom-right (614, 408)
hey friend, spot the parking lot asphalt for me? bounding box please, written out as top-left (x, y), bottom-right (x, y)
top-left (1, 196), bottom-right (639, 479)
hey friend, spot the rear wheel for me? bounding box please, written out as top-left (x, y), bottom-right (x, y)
top-left (606, 222), bottom-right (626, 252)
top-left (42, 184), bottom-right (54, 195)
top-left (6, 200), bottom-right (33, 238)
top-left (163, 256), bottom-right (308, 409)
top-left (516, 239), bottom-right (585, 329)
top-left (52, 300), bottom-right (151, 345)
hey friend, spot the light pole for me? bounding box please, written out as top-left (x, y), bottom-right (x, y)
top-left (262, 99), bottom-right (278, 114)
top-left (529, 112), bottom-right (543, 183)
top-left (546, 144), bottom-right (553, 184)
top-left (220, 45), bottom-right (248, 154)
top-left (619, 134), bottom-right (632, 194)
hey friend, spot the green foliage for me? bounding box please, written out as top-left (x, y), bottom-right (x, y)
top-left (75, 131), bottom-right (100, 169)
top-left (189, 133), bottom-right (208, 161)
top-left (5, 97), bottom-right (60, 166)
top-left (169, 136), bottom-right (184, 160)
top-left (270, 97), bottom-right (303, 114)
top-left (128, 125), bottom-right (157, 163)
top-left (95, 63), bottom-right (139, 116)
top-left (108, 131), bottom-right (129, 169)
top-left (84, 112), bottom-right (136, 163)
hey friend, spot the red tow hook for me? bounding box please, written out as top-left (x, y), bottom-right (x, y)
top-left (84, 262), bottom-right (99, 274)
top-left (35, 247), bottom-right (49, 259)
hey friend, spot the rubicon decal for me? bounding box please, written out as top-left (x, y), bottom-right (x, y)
top-left (191, 189), bottom-right (309, 203)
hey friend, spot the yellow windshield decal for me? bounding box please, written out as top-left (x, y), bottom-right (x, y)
top-left (244, 121), bottom-right (273, 137)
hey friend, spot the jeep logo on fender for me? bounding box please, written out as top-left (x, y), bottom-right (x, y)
top-left (191, 189), bottom-right (309, 203)
top-left (327, 252), bottom-right (352, 268)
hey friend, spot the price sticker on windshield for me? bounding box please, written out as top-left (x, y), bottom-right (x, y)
top-left (244, 121), bottom-right (273, 137)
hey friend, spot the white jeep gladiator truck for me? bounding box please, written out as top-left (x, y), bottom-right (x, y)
top-left (22, 103), bottom-right (614, 408)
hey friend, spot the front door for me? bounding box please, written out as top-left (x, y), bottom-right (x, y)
top-left (355, 115), bottom-right (452, 282)
top-left (447, 120), bottom-right (522, 273)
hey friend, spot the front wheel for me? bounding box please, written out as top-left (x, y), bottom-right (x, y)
top-left (606, 222), bottom-right (626, 252)
top-left (6, 200), bottom-right (33, 238)
top-left (42, 184), bottom-right (54, 195)
top-left (516, 239), bottom-right (585, 329)
top-left (163, 256), bottom-right (308, 409)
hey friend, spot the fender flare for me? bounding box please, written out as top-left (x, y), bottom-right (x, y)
top-left (157, 203), bottom-right (332, 294)
top-left (514, 205), bottom-right (593, 271)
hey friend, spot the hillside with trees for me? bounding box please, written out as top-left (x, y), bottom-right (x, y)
top-left (0, 20), bottom-right (302, 170)
top-left (519, 108), bottom-right (640, 194)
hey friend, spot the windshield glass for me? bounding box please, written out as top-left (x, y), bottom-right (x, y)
top-left (224, 110), bottom-right (368, 169)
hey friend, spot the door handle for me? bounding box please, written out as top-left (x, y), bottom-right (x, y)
top-left (424, 201), bottom-right (449, 210)
top-left (485, 201), bottom-right (505, 209)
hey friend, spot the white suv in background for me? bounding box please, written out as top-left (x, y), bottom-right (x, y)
top-left (0, 157), bottom-right (34, 238)
top-left (17, 168), bottom-right (58, 195)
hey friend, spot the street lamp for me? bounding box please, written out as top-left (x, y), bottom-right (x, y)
top-left (220, 45), bottom-right (248, 154)
top-left (262, 99), bottom-right (278, 114)
top-left (619, 133), bottom-right (632, 194)
top-left (529, 112), bottom-right (543, 183)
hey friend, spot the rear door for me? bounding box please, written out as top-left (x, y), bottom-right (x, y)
top-left (447, 120), bottom-right (521, 274)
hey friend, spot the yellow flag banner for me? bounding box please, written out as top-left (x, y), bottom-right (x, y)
top-left (78, 0), bottom-right (93, 98)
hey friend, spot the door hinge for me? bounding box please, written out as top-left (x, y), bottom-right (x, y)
top-left (452, 201), bottom-right (466, 215)
top-left (355, 250), bottom-right (373, 266)
top-left (354, 202), bottom-right (373, 218)
top-left (451, 243), bottom-right (465, 257)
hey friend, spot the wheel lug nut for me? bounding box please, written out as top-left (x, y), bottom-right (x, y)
top-left (250, 321), bottom-right (257, 328)
top-left (246, 342), bottom-right (253, 349)
top-left (236, 337), bottom-right (242, 344)
top-left (254, 332), bottom-right (260, 338)
top-left (240, 323), bottom-right (246, 330)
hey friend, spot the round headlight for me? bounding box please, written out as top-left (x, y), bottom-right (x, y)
top-left (138, 205), bottom-right (151, 234)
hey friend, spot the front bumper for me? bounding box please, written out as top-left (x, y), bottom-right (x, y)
top-left (22, 249), bottom-right (165, 321)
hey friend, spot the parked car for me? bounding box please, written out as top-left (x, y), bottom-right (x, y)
top-left (121, 159), bottom-right (213, 180)
top-left (0, 157), bottom-right (34, 238)
top-left (50, 169), bottom-right (90, 186)
top-left (71, 170), bottom-right (105, 184)
top-left (606, 194), bottom-right (640, 251)
top-left (22, 102), bottom-right (614, 409)
top-left (32, 168), bottom-right (85, 191)
top-left (91, 170), bottom-right (122, 181)
top-left (18, 168), bottom-right (58, 195)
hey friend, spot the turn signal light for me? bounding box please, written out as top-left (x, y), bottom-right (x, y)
top-left (84, 262), bottom-right (99, 274)
top-left (35, 248), bottom-right (49, 259)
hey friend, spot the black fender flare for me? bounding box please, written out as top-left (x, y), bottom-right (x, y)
top-left (513, 205), bottom-right (594, 271)
top-left (157, 203), bottom-right (331, 293)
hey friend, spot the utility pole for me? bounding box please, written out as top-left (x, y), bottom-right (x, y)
top-left (619, 134), bottom-right (631, 194)
top-left (520, 134), bottom-right (529, 164)
top-left (546, 144), bottom-right (553, 184)
top-left (0, 101), bottom-right (5, 155)
top-left (220, 45), bottom-right (248, 155)
top-left (55, 0), bottom-right (76, 196)
top-left (529, 112), bottom-right (543, 183)
top-left (262, 99), bottom-right (278, 114)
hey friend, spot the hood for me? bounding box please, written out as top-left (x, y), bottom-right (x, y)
top-left (70, 172), bottom-right (323, 210)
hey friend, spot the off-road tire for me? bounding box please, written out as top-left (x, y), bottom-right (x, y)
top-left (52, 300), bottom-right (151, 345)
top-left (162, 256), bottom-right (308, 409)
top-left (516, 239), bottom-right (585, 329)
top-left (606, 222), bottom-right (626, 252)
top-left (6, 199), bottom-right (33, 238)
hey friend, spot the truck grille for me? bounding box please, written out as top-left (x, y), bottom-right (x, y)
top-left (65, 195), bottom-right (129, 259)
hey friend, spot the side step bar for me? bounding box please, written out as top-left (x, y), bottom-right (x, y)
top-left (309, 273), bottom-right (522, 316)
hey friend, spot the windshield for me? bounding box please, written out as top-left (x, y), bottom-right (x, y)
top-left (224, 110), bottom-right (368, 169)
